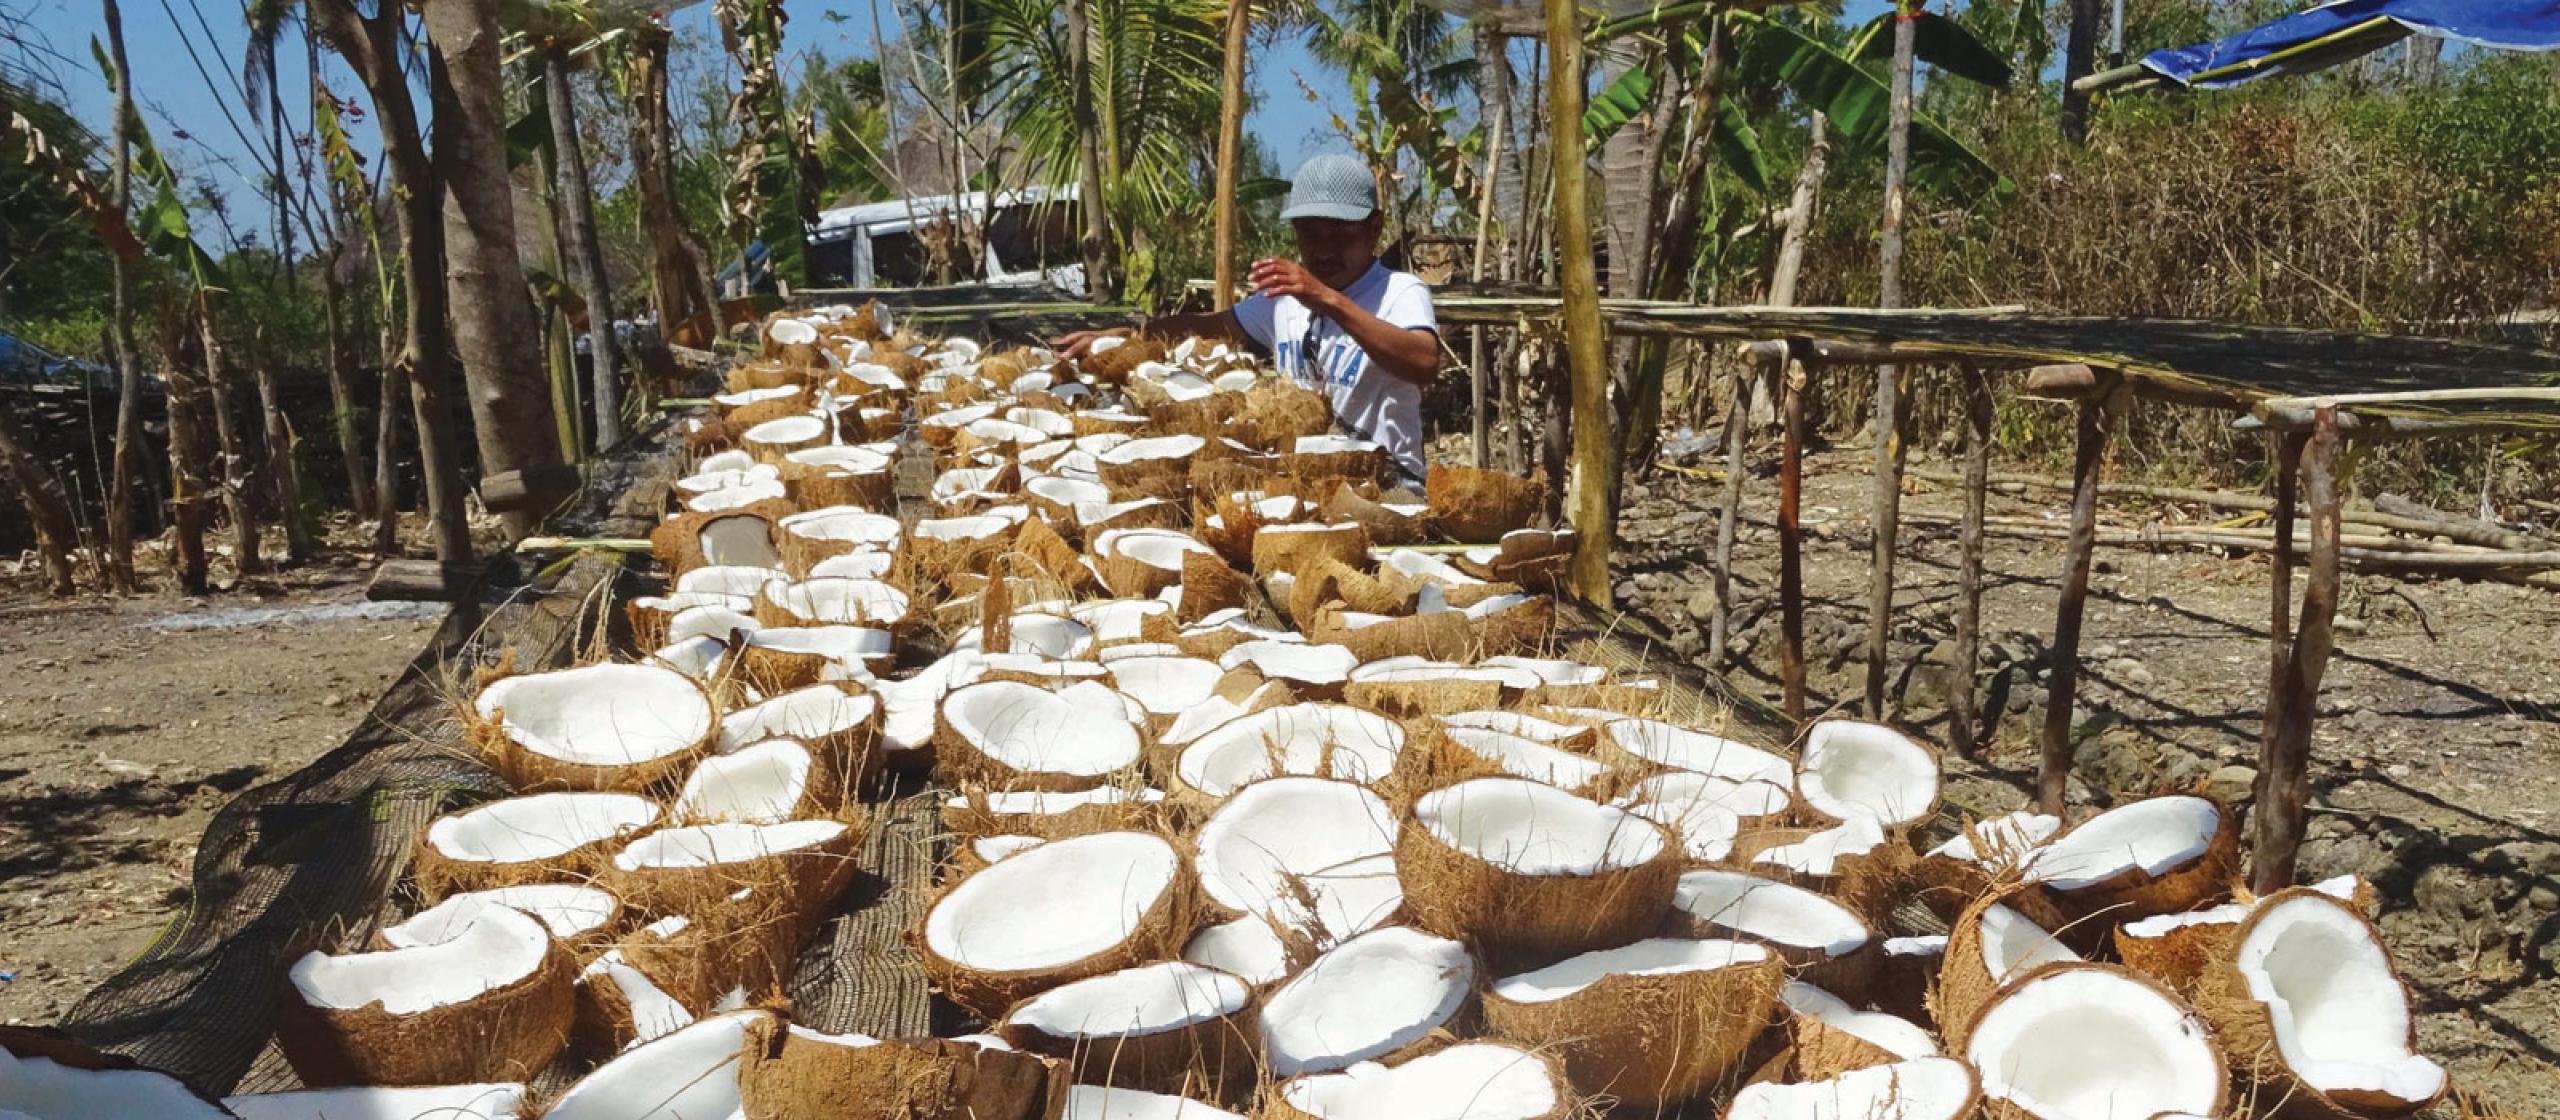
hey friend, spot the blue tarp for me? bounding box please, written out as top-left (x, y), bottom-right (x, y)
top-left (2143, 0), bottom-right (2560, 89)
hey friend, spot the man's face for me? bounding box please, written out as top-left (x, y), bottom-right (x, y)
top-left (1293, 215), bottom-right (1381, 289)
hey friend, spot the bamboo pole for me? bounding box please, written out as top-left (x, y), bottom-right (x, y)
top-left (1867, 1), bottom-right (1916, 719)
top-left (1911, 466), bottom-right (2558, 551)
top-left (1950, 364), bottom-right (1992, 755)
top-left (1708, 355), bottom-right (1754, 670)
top-left (1547, 0), bottom-right (1613, 608)
top-left (2254, 408), bottom-right (2344, 892)
top-left (2040, 390), bottom-right (2114, 814)
top-left (1212, 0), bottom-right (1250, 311)
top-left (546, 46), bottom-right (623, 451)
top-left (1469, 67), bottom-right (1508, 469)
top-left (1779, 352), bottom-right (1808, 720)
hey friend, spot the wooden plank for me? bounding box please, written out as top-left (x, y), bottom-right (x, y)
top-left (365, 560), bottom-right (488, 603)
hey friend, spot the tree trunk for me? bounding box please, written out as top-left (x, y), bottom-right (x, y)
top-left (162, 358), bottom-right (213, 592)
top-left (2061, 0), bottom-right (2101, 142)
top-left (101, 0), bottom-right (143, 591)
top-left (1212, 0), bottom-right (1250, 308)
top-left (1865, 5), bottom-right (1916, 717)
top-left (1623, 18), bottom-right (1727, 472)
top-left (373, 322), bottom-right (405, 554)
top-left (422, 0), bottom-right (565, 537)
top-left (318, 244), bottom-right (372, 516)
top-left (0, 409), bottom-right (79, 594)
top-left (252, 344), bottom-right (317, 563)
top-left (531, 76), bottom-right (586, 463)
top-left (630, 29), bottom-right (720, 343)
top-left (314, 0), bottom-right (471, 563)
top-left (1474, 21), bottom-right (1519, 242)
top-left (1755, 111), bottom-right (1828, 427)
top-left (197, 295), bottom-right (263, 575)
top-left (546, 48), bottom-right (623, 451)
top-left (1065, 0), bottom-right (1117, 301)
top-left (1547, 0), bottom-right (1612, 608)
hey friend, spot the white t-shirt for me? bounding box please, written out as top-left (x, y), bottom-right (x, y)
top-left (1230, 263), bottom-right (1438, 482)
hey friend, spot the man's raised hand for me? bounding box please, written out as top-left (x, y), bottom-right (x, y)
top-left (1248, 257), bottom-right (1338, 311)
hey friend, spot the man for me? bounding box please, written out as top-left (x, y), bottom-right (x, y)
top-left (1057, 153), bottom-right (1442, 484)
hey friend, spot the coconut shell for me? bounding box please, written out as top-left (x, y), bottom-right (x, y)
top-left (1425, 466), bottom-right (1544, 543)
top-left (2043, 801), bottom-right (2242, 933)
top-left (461, 676), bottom-right (716, 794)
top-left (1099, 549), bottom-right (1189, 601)
top-left (1397, 814), bottom-right (1678, 967)
top-left (650, 507), bottom-right (787, 576)
top-left (2192, 889), bottom-right (2437, 1120)
top-left (737, 638), bottom-right (877, 696)
top-left (1928, 893), bottom-right (2055, 1053)
top-left (942, 787), bottom-right (1165, 841)
top-left (604, 818), bottom-right (865, 923)
top-left (739, 1019), bottom-right (1066, 1120)
top-left (1728, 826), bottom-right (1915, 926)
top-left (1008, 517), bottom-right (1104, 597)
top-left (722, 394), bottom-right (809, 431)
top-left (1343, 678), bottom-right (1506, 721)
top-left (909, 524), bottom-right (1021, 586)
top-left (1179, 552), bottom-right (1251, 623)
top-left (411, 805), bottom-right (657, 901)
top-left (1265, 1045), bottom-right (1570, 1120)
top-left (996, 981), bottom-right (1260, 1094)
top-left (1781, 999), bottom-right (1912, 1081)
top-left (1251, 524), bottom-right (1373, 580)
top-left (2114, 914), bottom-right (2238, 1000)
top-left (931, 702), bottom-right (1133, 795)
top-left (1482, 952), bottom-right (1782, 1107)
top-left (1473, 596), bottom-right (1557, 658)
top-left (1081, 336), bottom-right (1167, 382)
top-left (913, 854), bottom-right (1197, 1019)
top-left (617, 888), bottom-right (820, 1012)
top-left (1236, 380), bottom-right (1333, 448)
top-left (273, 938), bottom-right (576, 1088)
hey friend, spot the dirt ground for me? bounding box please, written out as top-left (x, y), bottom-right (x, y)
top-left (0, 557), bottom-right (440, 1028)
top-left (1599, 444), bottom-right (2560, 1114)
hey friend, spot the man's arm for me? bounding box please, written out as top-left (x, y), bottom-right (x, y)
top-left (1055, 309), bottom-right (1249, 359)
top-left (1245, 258), bottom-right (1439, 385)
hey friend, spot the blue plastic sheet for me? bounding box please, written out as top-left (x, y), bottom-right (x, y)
top-left (2143, 0), bottom-right (2560, 89)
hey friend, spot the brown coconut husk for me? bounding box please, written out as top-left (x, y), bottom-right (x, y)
top-left (681, 415), bottom-right (737, 456)
top-left (1292, 556), bottom-right (1425, 621)
top-left (1473, 595), bottom-right (1557, 658)
top-left (1928, 892), bottom-right (2073, 1053)
top-left (913, 851), bottom-right (1197, 1019)
top-left (723, 394), bottom-right (810, 431)
top-left (1781, 994), bottom-right (1919, 1081)
top-left (779, 525), bottom-right (901, 581)
top-left (1397, 813), bottom-right (1678, 967)
top-left (1279, 445), bottom-right (1385, 488)
top-left (941, 788), bottom-right (1166, 841)
top-left (1343, 677), bottom-right (1506, 721)
top-left (626, 595), bottom-right (746, 653)
top-left (736, 634), bottom-right (885, 695)
top-left (1251, 523), bottom-right (1373, 580)
top-left (1426, 466), bottom-right (1545, 543)
top-left (1081, 336), bottom-right (1168, 382)
top-left (273, 938), bottom-right (576, 1088)
top-left (649, 507), bottom-right (787, 576)
top-left (727, 359), bottom-right (796, 393)
top-left (996, 977), bottom-right (1260, 1094)
top-left (1072, 410), bottom-right (1151, 440)
top-left (908, 522), bottom-right (1021, 586)
top-left (1313, 607), bottom-right (1476, 664)
top-left (2115, 909), bottom-right (2245, 999)
top-left (1008, 516), bottom-right (1104, 597)
top-left (1236, 380), bottom-right (1333, 449)
top-left (614, 888), bottom-right (820, 1014)
top-left (782, 463), bottom-right (897, 515)
top-left (1319, 484), bottom-right (1426, 546)
top-left (2191, 890), bottom-right (2436, 1120)
top-left (1098, 546), bottom-right (1191, 601)
top-left (1082, 496), bottom-right (1186, 541)
top-left (1481, 952), bottom-right (1783, 1107)
top-left (1728, 826), bottom-right (1915, 926)
top-left (602, 817), bottom-right (865, 922)
top-left (1178, 552), bottom-right (1250, 623)
top-left (738, 1018), bottom-right (1065, 1120)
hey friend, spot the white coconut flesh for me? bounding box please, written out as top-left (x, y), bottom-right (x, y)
top-left (1346, 657), bottom-right (1514, 687)
top-left (716, 689), bottom-right (869, 760)
top-left (1100, 434), bottom-right (1206, 467)
top-left (666, 604), bottom-right (759, 645)
top-left (933, 465), bottom-right (1011, 502)
top-left (1671, 871), bottom-right (1871, 959)
top-left (1619, 770), bottom-right (1794, 821)
top-left (1107, 656), bottom-right (1223, 716)
top-left (677, 565), bottom-right (785, 598)
top-left (1492, 937), bottom-right (1773, 1003)
top-left (635, 590), bottom-right (751, 618)
top-left (786, 444), bottom-right (892, 473)
top-left (1377, 549), bottom-right (1484, 587)
top-left (1435, 712), bottom-right (1580, 745)
top-left (1062, 1085), bottom-right (1245, 1120)
top-left (1604, 718), bottom-right (1792, 787)
top-left (475, 664), bottom-right (712, 769)
top-left (915, 514), bottom-right (1013, 544)
top-left (1440, 727), bottom-right (1606, 790)
top-left (427, 792), bottom-right (661, 865)
top-left (2234, 894), bottom-right (2444, 1104)
top-left (1964, 966), bottom-right (2224, 1120)
top-left (974, 834), bottom-right (1045, 864)
top-left (952, 786), bottom-right (1166, 820)
top-left (1797, 721), bottom-right (1939, 828)
top-left (1077, 497), bottom-right (1172, 529)
top-left (291, 904), bottom-right (550, 1014)
top-left (1260, 926), bottom-right (1475, 1076)
top-left (1217, 640), bottom-right (1358, 688)
top-left (688, 477), bottom-right (791, 513)
top-left (1174, 703), bottom-right (1406, 797)
top-left (1028, 475), bottom-right (1111, 511)
top-left (925, 832), bottom-right (1181, 972)
top-left (1069, 599), bottom-right (1171, 644)
top-left (983, 612), bottom-right (1100, 660)
top-left (1280, 1042), bottom-right (1555, 1120)
top-left (766, 317), bottom-right (821, 346)
top-left (1097, 528), bottom-right (1215, 571)
top-left (2121, 875), bottom-right (2366, 940)
top-left (942, 680), bottom-right (1142, 779)
top-left (686, 514), bottom-right (782, 572)
top-left (1184, 917), bottom-right (1294, 986)
top-left (1293, 435), bottom-right (1379, 456)
top-left (1100, 642), bottom-right (1186, 663)
top-left (1459, 593), bottom-right (1536, 620)
top-left (674, 739), bottom-right (818, 823)
top-left (1196, 778), bottom-right (1402, 937)
top-left (801, 547), bottom-right (892, 580)
top-left (1477, 656), bottom-right (1608, 688)
top-left (781, 507), bottom-right (903, 547)
top-left (1417, 778), bottom-right (1664, 877)
top-left (745, 625), bottom-right (893, 666)
top-left (924, 404), bottom-right (1000, 433)
top-left (650, 636), bottom-right (730, 680)
top-left (382, 884), bottom-right (617, 948)
top-left (224, 1084), bottom-right (526, 1120)
top-left (769, 578), bottom-right (910, 626)
top-left (1779, 982), bottom-right (1938, 1060)
top-left (579, 950), bottom-right (693, 1043)
top-left (1927, 810), bottom-right (2061, 865)
top-left (613, 820), bottom-right (848, 874)
top-left (2027, 796), bottom-right (2223, 891)
top-left (743, 415), bottom-right (829, 448)
top-left (1751, 817), bottom-right (1891, 878)
top-left (543, 1010), bottom-right (766, 1120)
top-left (695, 449), bottom-right (758, 474)
top-left (1888, 935), bottom-right (1947, 961)
top-left (1724, 1057), bottom-right (1978, 1120)
top-left (676, 465), bottom-right (776, 499)
top-left (1973, 903), bottom-right (2079, 983)
top-left (0, 1047), bottom-right (233, 1119)
top-left (1007, 961), bottom-right (1252, 1041)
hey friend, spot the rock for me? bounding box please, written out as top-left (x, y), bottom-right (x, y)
top-left (1684, 588), bottom-right (1720, 626)
top-left (2103, 657), bottom-right (2154, 687)
top-left (2205, 764), bottom-right (2258, 805)
top-left (1922, 638), bottom-right (1962, 667)
top-left (2484, 841), bottom-right (2560, 879)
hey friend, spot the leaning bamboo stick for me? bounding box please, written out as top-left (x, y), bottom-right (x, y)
top-left (1910, 467), bottom-right (2560, 551)
top-left (1903, 514), bottom-right (2560, 571)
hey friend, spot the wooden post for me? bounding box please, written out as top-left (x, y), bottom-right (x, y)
top-left (1949, 363), bottom-right (1993, 755)
top-left (2266, 431), bottom-right (2305, 702)
top-left (1708, 354), bottom-right (1754, 670)
top-left (1546, 0), bottom-right (1613, 608)
top-left (546, 45), bottom-right (624, 451)
top-left (1212, 0), bottom-right (1250, 310)
top-left (1468, 68), bottom-right (1507, 470)
top-left (2039, 388), bottom-right (2115, 814)
top-left (2254, 411), bottom-right (2343, 893)
top-left (1866, 3), bottom-right (1917, 718)
top-left (1778, 347), bottom-right (1809, 720)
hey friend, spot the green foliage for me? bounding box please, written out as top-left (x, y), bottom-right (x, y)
top-left (976, 0), bottom-right (1224, 240)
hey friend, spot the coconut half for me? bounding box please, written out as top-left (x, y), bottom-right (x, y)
top-left (1667, 870), bottom-right (1875, 987)
top-left (224, 1084), bottom-right (526, 1120)
top-left (1724, 1057), bottom-right (1980, 1120)
top-left (1173, 702), bottom-right (1407, 799)
top-left (415, 792), bottom-right (661, 898)
top-left (1934, 897), bottom-right (2081, 1050)
top-left (2114, 874), bottom-right (2369, 996)
top-left (608, 819), bottom-right (859, 917)
top-left (1964, 963), bottom-right (2228, 1120)
top-left (1062, 1085), bottom-right (1244, 1120)
top-left (998, 961), bottom-right (1256, 1090)
top-left (736, 1021), bottom-right (1060, 1120)
top-left (1259, 925), bottom-right (1475, 1077)
top-left (1614, 771), bottom-right (1792, 862)
top-left (920, 831), bottom-right (1191, 1017)
top-left (1603, 718), bottom-right (1793, 788)
top-left (719, 683), bottom-right (882, 787)
top-left (544, 1010), bottom-right (770, 1120)
top-left (277, 905), bottom-right (573, 1086)
top-left (2196, 888), bottom-right (2445, 1116)
top-left (1795, 720), bottom-right (1939, 830)
top-left (1401, 777), bottom-right (1675, 960)
top-left (1433, 726), bottom-right (1608, 793)
top-left (1274, 1042), bottom-right (1564, 1120)
top-left (1107, 655), bottom-right (1224, 720)
top-left (1217, 639), bottom-right (1360, 692)
top-left (1195, 777), bottom-right (1403, 943)
top-left (2026, 795), bottom-right (2237, 923)
top-left (0, 1031), bottom-right (233, 1119)
top-left (1483, 938), bottom-right (1782, 1106)
top-left (1437, 710), bottom-right (1598, 750)
top-left (1777, 981), bottom-right (1939, 1080)
top-left (674, 738), bottom-right (830, 823)
top-left (935, 679), bottom-right (1144, 791)
top-left (469, 663), bottom-right (713, 791)
top-left (382, 884), bottom-right (621, 953)
top-left (1183, 917), bottom-right (1295, 986)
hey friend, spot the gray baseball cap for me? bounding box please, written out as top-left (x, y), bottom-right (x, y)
top-left (1280, 153), bottom-right (1379, 222)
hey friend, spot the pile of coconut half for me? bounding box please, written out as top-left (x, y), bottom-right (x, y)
top-left (8, 306), bottom-right (2455, 1120)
